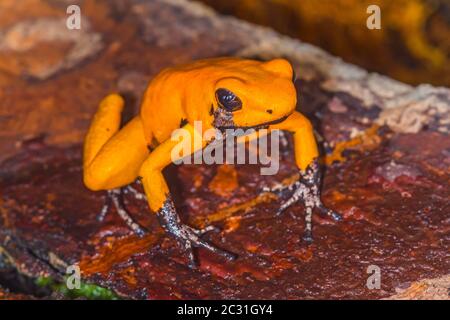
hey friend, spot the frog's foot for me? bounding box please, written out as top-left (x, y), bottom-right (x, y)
top-left (267, 159), bottom-right (342, 242)
top-left (157, 195), bottom-right (237, 268)
top-left (262, 178), bottom-right (298, 195)
top-left (97, 188), bottom-right (146, 237)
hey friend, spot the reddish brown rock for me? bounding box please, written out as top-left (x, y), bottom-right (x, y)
top-left (0, 0), bottom-right (448, 299)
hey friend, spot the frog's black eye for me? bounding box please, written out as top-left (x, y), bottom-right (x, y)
top-left (216, 88), bottom-right (242, 112)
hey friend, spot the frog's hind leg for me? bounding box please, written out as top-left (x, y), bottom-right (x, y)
top-left (83, 94), bottom-right (125, 173)
top-left (83, 93), bottom-right (151, 235)
top-left (83, 94), bottom-right (150, 190)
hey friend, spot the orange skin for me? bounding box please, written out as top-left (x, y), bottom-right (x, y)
top-left (83, 57), bottom-right (318, 214)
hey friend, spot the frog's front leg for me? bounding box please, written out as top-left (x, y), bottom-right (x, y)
top-left (139, 123), bottom-right (236, 267)
top-left (268, 112), bottom-right (342, 242)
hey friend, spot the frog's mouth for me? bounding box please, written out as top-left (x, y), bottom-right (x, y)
top-left (215, 114), bottom-right (290, 131)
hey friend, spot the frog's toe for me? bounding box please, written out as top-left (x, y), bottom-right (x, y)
top-left (330, 211), bottom-right (342, 221)
top-left (316, 203), bottom-right (342, 221)
top-left (99, 188), bottom-right (147, 236)
top-left (188, 224), bottom-right (219, 236)
top-left (183, 241), bottom-right (197, 269)
top-left (134, 226), bottom-right (147, 237)
top-left (97, 193), bottom-right (112, 222)
top-left (263, 180), bottom-right (299, 196)
top-left (179, 227), bottom-right (236, 268)
top-left (189, 235), bottom-right (237, 262)
top-left (275, 187), bottom-right (303, 216)
top-left (302, 229), bottom-right (313, 243)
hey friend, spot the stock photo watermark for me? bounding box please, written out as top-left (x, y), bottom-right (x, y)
top-left (366, 265), bottom-right (381, 290)
top-left (170, 121), bottom-right (281, 175)
top-left (66, 4), bottom-right (81, 30)
top-left (366, 5), bottom-right (381, 30)
top-left (66, 264), bottom-right (81, 290)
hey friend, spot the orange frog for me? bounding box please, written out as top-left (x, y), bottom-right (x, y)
top-left (83, 58), bottom-right (341, 267)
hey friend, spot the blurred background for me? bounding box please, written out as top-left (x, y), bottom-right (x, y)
top-left (196, 0), bottom-right (450, 87)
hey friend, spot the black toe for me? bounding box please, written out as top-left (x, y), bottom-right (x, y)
top-left (302, 231), bottom-right (313, 243)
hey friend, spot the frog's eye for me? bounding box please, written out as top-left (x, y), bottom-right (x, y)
top-left (216, 88), bottom-right (242, 112)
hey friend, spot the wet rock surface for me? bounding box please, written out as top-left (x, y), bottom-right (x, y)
top-left (0, 0), bottom-right (449, 299)
top-left (1, 127), bottom-right (448, 299)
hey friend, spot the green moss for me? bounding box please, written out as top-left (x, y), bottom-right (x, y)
top-left (36, 276), bottom-right (119, 300)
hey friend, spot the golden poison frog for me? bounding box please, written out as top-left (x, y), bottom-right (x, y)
top-left (83, 58), bottom-right (341, 267)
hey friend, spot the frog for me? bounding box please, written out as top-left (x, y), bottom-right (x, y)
top-left (83, 57), bottom-right (341, 267)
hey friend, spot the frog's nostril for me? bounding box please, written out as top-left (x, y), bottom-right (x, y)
top-left (266, 109), bottom-right (273, 114)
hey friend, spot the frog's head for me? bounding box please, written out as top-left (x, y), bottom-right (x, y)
top-left (211, 58), bottom-right (297, 130)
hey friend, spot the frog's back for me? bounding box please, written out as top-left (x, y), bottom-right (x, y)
top-left (139, 66), bottom-right (187, 145)
top-left (139, 58), bottom-right (268, 145)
